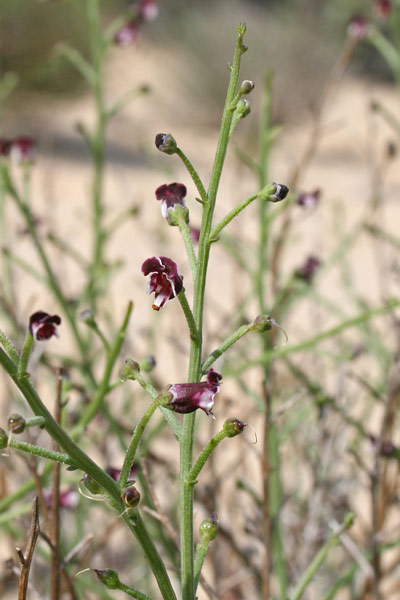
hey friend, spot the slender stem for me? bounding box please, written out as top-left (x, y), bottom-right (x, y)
top-left (290, 516), bottom-right (354, 600)
top-left (7, 439), bottom-right (76, 466)
top-left (178, 290), bottom-right (199, 343)
top-left (72, 301), bottom-right (133, 435)
top-left (201, 322), bottom-right (254, 373)
top-left (0, 346), bottom-right (177, 600)
top-left (180, 27), bottom-right (247, 600)
top-left (118, 583), bottom-right (152, 600)
top-left (188, 431), bottom-right (226, 484)
top-left (0, 328), bottom-right (20, 363)
top-left (18, 333), bottom-right (34, 378)
top-left (228, 300), bottom-right (400, 375)
top-left (119, 399), bottom-right (159, 488)
top-left (175, 147), bottom-right (208, 205)
top-left (194, 540), bottom-right (210, 593)
top-left (209, 193), bottom-right (258, 241)
top-left (175, 209), bottom-right (198, 280)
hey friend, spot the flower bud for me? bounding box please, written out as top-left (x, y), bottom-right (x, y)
top-left (251, 315), bottom-right (273, 333)
top-left (237, 23), bottom-right (247, 36)
top-left (0, 428), bottom-right (8, 449)
top-left (240, 80), bottom-right (254, 95)
top-left (223, 418), bottom-right (247, 438)
top-left (155, 133), bottom-right (177, 155)
top-left (120, 359), bottom-right (140, 381)
top-left (80, 309), bottom-right (96, 327)
top-left (121, 484), bottom-right (141, 508)
top-left (80, 474), bottom-right (102, 496)
top-left (7, 414), bottom-right (26, 434)
top-left (199, 513), bottom-right (219, 542)
top-left (94, 568), bottom-right (121, 590)
top-left (235, 98), bottom-right (251, 119)
top-left (270, 183), bottom-right (289, 202)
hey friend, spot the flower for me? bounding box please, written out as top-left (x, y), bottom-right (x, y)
top-left (155, 182), bottom-right (188, 220)
top-left (295, 255), bottom-right (321, 283)
top-left (29, 311), bottom-right (61, 341)
top-left (190, 227), bottom-right (201, 243)
top-left (296, 189), bottom-right (321, 208)
top-left (347, 15), bottom-right (368, 40)
top-left (162, 369), bottom-right (223, 417)
top-left (374, 0), bottom-right (392, 17)
top-left (11, 136), bottom-right (36, 163)
top-left (114, 20), bottom-right (139, 46)
top-left (141, 256), bottom-right (183, 310)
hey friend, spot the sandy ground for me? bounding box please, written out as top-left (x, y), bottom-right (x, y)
top-left (1, 37), bottom-right (400, 598)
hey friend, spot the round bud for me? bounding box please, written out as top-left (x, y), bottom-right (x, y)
top-left (79, 309), bottom-right (96, 327)
top-left (251, 314), bottom-right (273, 333)
top-left (139, 355), bottom-right (156, 372)
top-left (223, 418), bottom-right (247, 438)
top-left (81, 474), bottom-right (102, 496)
top-left (121, 484), bottom-right (141, 508)
top-left (120, 358), bottom-right (140, 381)
top-left (94, 568), bottom-right (120, 590)
top-left (270, 183), bottom-right (289, 202)
top-left (235, 98), bottom-right (251, 119)
top-left (7, 414), bottom-right (26, 434)
top-left (240, 80), bottom-right (255, 94)
top-left (200, 513), bottom-right (219, 542)
top-left (155, 133), bottom-right (177, 155)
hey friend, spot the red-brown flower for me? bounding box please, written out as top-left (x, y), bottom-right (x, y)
top-left (164, 369), bottom-right (223, 417)
top-left (155, 182), bottom-right (187, 219)
top-left (29, 311), bottom-right (61, 341)
top-left (141, 256), bottom-right (183, 310)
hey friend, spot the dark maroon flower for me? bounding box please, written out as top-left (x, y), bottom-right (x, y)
top-left (190, 227), bottom-right (201, 243)
top-left (295, 255), bottom-right (321, 284)
top-left (347, 15), bottom-right (368, 39)
top-left (0, 139), bottom-right (11, 157)
top-left (29, 311), bottom-right (61, 341)
top-left (164, 369), bottom-right (222, 417)
top-left (368, 434), bottom-right (399, 458)
top-left (374, 0), bottom-right (392, 17)
top-left (11, 136), bottom-right (36, 163)
top-left (296, 189), bottom-right (321, 208)
top-left (155, 182), bottom-right (187, 219)
top-left (44, 487), bottom-right (79, 510)
top-left (141, 256), bottom-right (183, 310)
top-left (114, 20), bottom-right (139, 46)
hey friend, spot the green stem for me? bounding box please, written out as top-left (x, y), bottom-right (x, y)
top-left (0, 328), bottom-right (20, 363)
top-left (175, 209), bottom-right (197, 280)
top-left (119, 399), bottom-right (159, 488)
top-left (0, 345), bottom-right (176, 600)
top-left (175, 147), bottom-right (208, 205)
top-left (17, 332), bottom-right (34, 378)
top-left (290, 515), bottom-right (354, 600)
top-left (178, 290), bottom-right (199, 343)
top-left (72, 301), bottom-right (133, 436)
top-left (193, 540), bottom-right (209, 593)
top-left (118, 583), bottom-right (152, 600)
top-left (209, 193), bottom-right (258, 241)
top-left (7, 439), bottom-right (76, 467)
top-left (188, 431), bottom-right (226, 484)
top-left (201, 322), bottom-right (254, 373)
top-left (229, 300), bottom-right (400, 375)
top-left (180, 27), bottom-right (247, 600)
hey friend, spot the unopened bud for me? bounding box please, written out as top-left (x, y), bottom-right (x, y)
top-left (0, 428), bottom-right (7, 449)
top-left (238, 23), bottom-right (247, 36)
top-left (200, 513), bottom-right (219, 542)
top-left (270, 183), bottom-right (289, 202)
top-left (223, 418), bottom-right (247, 438)
top-left (94, 568), bottom-right (120, 590)
top-left (240, 80), bottom-right (254, 95)
top-left (155, 133), bottom-right (177, 155)
top-left (80, 309), bottom-right (96, 327)
top-left (121, 484), bottom-right (141, 508)
top-left (235, 98), bottom-right (251, 119)
top-left (251, 314), bottom-right (273, 333)
top-left (81, 474), bottom-right (102, 496)
top-left (7, 414), bottom-right (25, 434)
top-left (120, 358), bottom-right (140, 381)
